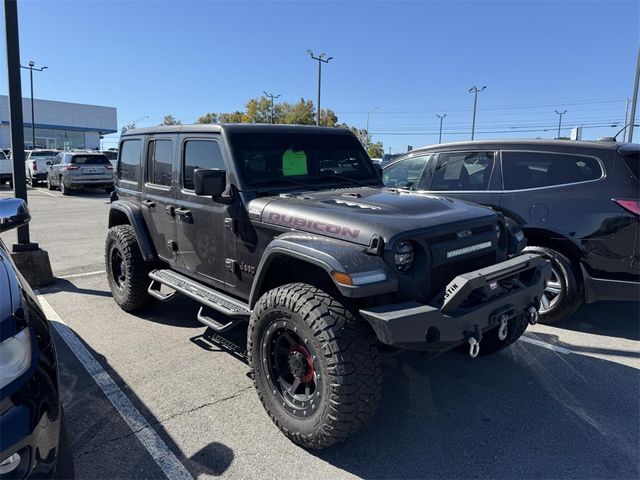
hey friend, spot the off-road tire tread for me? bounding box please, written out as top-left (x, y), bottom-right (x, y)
top-left (248, 283), bottom-right (382, 449)
top-left (105, 225), bottom-right (153, 312)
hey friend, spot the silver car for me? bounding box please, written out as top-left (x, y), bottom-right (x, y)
top-left (47, 152), bottom-right (114, 195)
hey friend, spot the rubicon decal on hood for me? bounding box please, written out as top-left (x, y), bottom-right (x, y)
top-left (267, 212), bottom-right (360, 239)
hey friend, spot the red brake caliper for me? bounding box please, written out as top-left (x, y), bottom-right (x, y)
top-left (289, 345), bottom-right (315, 383)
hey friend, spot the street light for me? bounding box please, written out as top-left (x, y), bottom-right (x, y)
top-left (436, 113), bottom-right (446, 144)
top-left (555, 110), bottom-right (567, 139)
top-left (366, 106), bottom-right (379, 133)
top-left (306, 50), bottom-right (333, 126)
top-left (263, 91), bottom-right (281, 124)
top-left (468, 86), bottom-right (486, 140)
top-left (20, 60), bottom-right (47, 149)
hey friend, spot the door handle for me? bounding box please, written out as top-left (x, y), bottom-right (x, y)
top-left (142, 199), bottom-right (156, 208)
top-left (174, 207), bottom-right (193, 223)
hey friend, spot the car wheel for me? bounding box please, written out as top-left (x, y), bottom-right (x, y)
top-left (60, 177), bottom-right (70, 195)
top-left (248, 283), bottom-right (382, 449)
top-left (27, 172), bottom-right (33, 186)
top-left (523, 246), bottom-right (582, 324)
top-left (105, 225), bottom-right (154, 312)
top-left (55, 408), bottom-right (75, 479)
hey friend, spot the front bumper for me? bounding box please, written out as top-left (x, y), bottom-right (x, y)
top-left (360, 253), bottom-right (550, 351)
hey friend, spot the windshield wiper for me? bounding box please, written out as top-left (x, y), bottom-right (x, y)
top-left (261, 178), bottom-right (319, 191)
top-left (317, 171), bottom-right (378, 187)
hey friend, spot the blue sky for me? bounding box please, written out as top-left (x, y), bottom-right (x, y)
top-left (1, 0), bottom-right (638, 152)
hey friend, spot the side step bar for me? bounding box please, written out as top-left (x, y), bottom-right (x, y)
top-left (148, 269), bottom-right (250, 331)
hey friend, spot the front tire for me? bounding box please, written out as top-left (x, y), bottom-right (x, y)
top-left (523, 246), bottom-right (582, 324)
top-left (248, 283), bottom-right (382, 449)
top-left (105, 225), bottom-right (154, 312)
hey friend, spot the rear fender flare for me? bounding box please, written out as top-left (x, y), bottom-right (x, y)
top-left (108, 200), bottom-right (156, 261)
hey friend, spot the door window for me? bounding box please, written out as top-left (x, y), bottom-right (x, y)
top-left (182, 140), bottom-right (225, 191)
top-left (146, 140), bottom-right (173, 187)
top-left (430, 151), bottom-right (495, 191)
top-left (382, 156), bottom-right (430, 190)
top-left (502, 151), bottom-right (603, 190)
top-left (118, 139), bottom-right (142, 183)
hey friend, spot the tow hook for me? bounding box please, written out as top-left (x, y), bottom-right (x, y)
top-left (498, 314), bottom-right (509, 341)
top-left (466, 325), bottom-right (482, 358)
top-left (526, 305), bottom-right (539, 325)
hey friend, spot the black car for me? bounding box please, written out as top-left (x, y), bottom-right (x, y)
top-left (105, 124), bottom-right (549, 448)
top-left (0, 199), bottom-right (73, 478)
top-left (383, 139), bottom-right (639, 323)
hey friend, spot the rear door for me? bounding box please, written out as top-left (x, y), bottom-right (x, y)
top-left (141, 135), bottom-right (178, 264)
top-left (174, 134), bottom-right (235, 289)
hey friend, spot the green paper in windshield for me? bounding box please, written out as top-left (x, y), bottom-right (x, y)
top-left (282, 149), bottom-right (308, 176)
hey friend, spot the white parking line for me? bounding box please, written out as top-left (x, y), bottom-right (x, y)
top-left (520, 334), bottom-right (573, 355)
top-left (32, 189), bottom-right (57, 198)
top-left (36, 293), bottom-right (193, 480)
top-left (58, 270), bottom-right (106, 279)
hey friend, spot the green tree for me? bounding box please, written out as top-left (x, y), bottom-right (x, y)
top-left (243, 96), bottom-right (273, 123)
top-left (218, 111), bottom-right (244, 123)
top-left (338, 124), bottom-right (384, 158)
top-left (196, 112), bottom-right (218, 124)
top-left (283, 98), bottom-right (316, 125)
top-left (161, 114), bottom-right (181, 125)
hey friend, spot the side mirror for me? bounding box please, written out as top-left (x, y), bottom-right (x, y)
top-left (0, 198), bottom-right (31, 233)
top-left (194, 169), bottom-right (226, 197)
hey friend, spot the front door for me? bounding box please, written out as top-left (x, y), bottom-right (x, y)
top-left (174, 135), bottom-right (234, 289)
top-left (141, 136), bottom-right (177, 263)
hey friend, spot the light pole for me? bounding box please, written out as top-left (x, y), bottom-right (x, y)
top-left (555, 110), bottom-right (567, 139)
top-left (263, 91), bottom-right (281, 124)
top-left (436, 113), bottom-right (446, 144)
top-left (468, 86), bottom-right (486, 140)
top-left (366, 106), bottom-right (379, 133)
top-left (20, 60), bottom-right (47, 149)
top-left (628, 47), bottom-right (640, 143)
top-left (306, 50), bottom-right (333, 126)
top-left (622, 98), bottom-right (630, 142)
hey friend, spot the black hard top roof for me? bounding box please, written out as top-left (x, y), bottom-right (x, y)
top-left (121, 123), bottom-right (352, 137)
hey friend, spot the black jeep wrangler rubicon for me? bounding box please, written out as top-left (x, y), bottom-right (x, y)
top-left (105, 124), bottom-right (550, 449)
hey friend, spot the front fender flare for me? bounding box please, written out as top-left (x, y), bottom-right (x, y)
top-left (248, 232), bottom-right (397, 308)
top-left (108, 200), bottom-right (156, 261)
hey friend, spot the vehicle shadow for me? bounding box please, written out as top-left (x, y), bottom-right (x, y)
top-left (313, 344), bottom-right (639, 479)
top-left (52, 324), bottom-right (235, 478)
top-left (49, 278), bottom-right (113, 298)
top-left (552, 301), bottom-right (639, 341)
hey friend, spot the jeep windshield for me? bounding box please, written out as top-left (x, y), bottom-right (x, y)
top-left (229, 132), bottom-right (380, 188)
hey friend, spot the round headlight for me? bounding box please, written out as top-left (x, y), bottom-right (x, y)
top-left (394, 241), bottom-right (415, 272)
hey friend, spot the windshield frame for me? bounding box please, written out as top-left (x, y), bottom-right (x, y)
top-left (227, 131), bottom-right (380, 191)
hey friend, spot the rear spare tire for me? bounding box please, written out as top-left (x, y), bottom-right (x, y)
top-left (248, 283), bottom-right (382, 449)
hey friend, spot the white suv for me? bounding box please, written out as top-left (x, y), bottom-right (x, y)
top-left (0, 151), bottom-right (12, 187)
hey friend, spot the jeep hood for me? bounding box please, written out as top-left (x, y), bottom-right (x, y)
top-left (248, 187), bottom-right (497, 247)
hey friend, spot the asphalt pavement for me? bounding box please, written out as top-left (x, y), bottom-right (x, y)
top-left (1, 184), bottom-right (638, 480)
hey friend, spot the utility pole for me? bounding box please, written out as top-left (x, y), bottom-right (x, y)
top-left (366, 106), bottom-right (379, 133)
top-left (622, 98), bottom-right (630, 143)
top-left (468, 86), bottom-right (486, 140)
top-left (20, 60), bottom-right (47, 149)
top-left (555, 110), bottom-right (567, 139)
top-left (263, 91), bottom-right (281, 124)
top-left (306, 50), bottom-right (333, 126)
top-left (436, 113), bottom-right (446, 144)
top-left (628, 47), bottom-right (640, 143)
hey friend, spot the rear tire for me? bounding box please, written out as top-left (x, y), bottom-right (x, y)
top-left (248, 283), bottom-right (382, 449)
top-left (60, 177), bottom-right (70, 195)
top-left (523, 246), bottom-right (582, 324)
top-left (105, 225), bottom-right (154, 312)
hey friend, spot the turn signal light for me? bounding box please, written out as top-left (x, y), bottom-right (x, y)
top-left (331, 271), bottom-right (353, 286)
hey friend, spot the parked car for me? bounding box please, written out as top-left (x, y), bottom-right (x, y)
top-left (0, 151), bottom-right (12, 187)
top-left (100, 150), bottom-right (118, 170)
top-left (47, 152), bottom-right (114, 195)
top-left (25, 150), bottom-right (59, 187)
top-left (383, 139), bottom-right (639, 323)
top-left (105, 124), bottom-right (548, 448)
top-left (0, 198), bottom-right (74, 478)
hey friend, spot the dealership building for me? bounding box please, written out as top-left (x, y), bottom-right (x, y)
top-left (0, 95), bottom-right (117, 150)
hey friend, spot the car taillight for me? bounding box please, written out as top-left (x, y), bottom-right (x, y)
top-left (106, 164), bottom-right (113, 169)
top-left (32, 161), bottom-right (37, 171)
top-left (613, 198), bottom-right (640, 215)
top-left (65, 165), bottom-right (79, 171)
